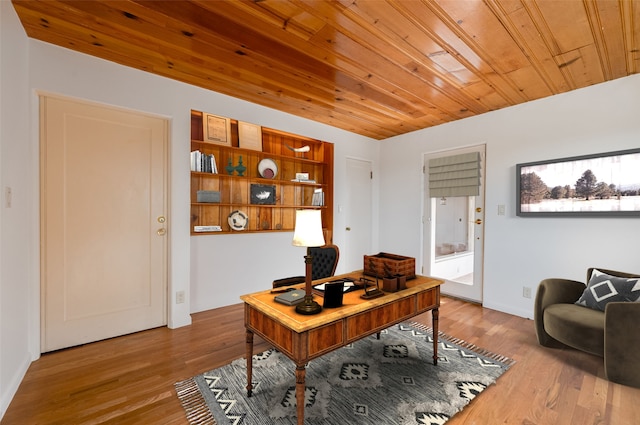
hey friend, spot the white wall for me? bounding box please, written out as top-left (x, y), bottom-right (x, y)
top-left (0, 0), bottom-right (32, 417)
top-left (0, 2), bottom-right (377, 416)
top-left (379, 74), bottom-right (640, 318)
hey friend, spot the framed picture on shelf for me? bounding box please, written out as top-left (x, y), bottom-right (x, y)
top-left (202, 113), bottom-right (231, 146)
top-left (250, 184), bottom-right (276, 205)
top-left (516, 148), bottom-right (640, 217)
top-left (238, 121), bottom-right (262, 151)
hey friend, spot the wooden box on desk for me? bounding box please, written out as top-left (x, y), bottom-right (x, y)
top-left (363, 252), bottom-right (416, 280)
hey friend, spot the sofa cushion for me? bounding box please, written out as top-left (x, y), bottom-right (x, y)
top-left (575, 269), bottom-right (640, 312)
top-left (544, 303), bottom-right (604, 356)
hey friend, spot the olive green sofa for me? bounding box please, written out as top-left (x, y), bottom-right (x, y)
top-left (534, 267), bottom-right (640, 388)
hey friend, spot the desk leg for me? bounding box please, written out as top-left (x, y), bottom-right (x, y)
top-left (246, 330), bottom-right (254, 397)
top-left (432, 308), bottom-right (439, 365)
top-left (295, 364), bottom-right (306, 425)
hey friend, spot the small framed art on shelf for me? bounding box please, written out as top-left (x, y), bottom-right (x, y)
top-left (238, 121), bottom-right (262, 151)
top-left (202, 113), bottom-right (231, 146)
top-left (250, 184), bottom-right (276, 205)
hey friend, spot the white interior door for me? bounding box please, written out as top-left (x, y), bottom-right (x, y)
top-left (41, 95), bottom-right (168, 352)
top-left (344, 158), bottom-right (373, 271)
top-left (423, 145), bottom-right (485, 303)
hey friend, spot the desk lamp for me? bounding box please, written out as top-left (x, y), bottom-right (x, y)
top-left (292, 209), bottom-right (325, 315)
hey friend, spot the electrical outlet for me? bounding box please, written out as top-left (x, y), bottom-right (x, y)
top-left (176, 290), bottom-right (185, 304)
top-left (523, 287), bottom-right (532, 299)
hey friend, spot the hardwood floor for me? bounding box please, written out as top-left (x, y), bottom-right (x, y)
top-left (3, 297), bottom-right (639, 424)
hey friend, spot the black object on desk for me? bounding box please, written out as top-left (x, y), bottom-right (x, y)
top-left (323, 281), bottom-right (345, 308)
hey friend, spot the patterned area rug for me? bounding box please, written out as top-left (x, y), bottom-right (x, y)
top-left (175, 322), bottom-right (514, 425)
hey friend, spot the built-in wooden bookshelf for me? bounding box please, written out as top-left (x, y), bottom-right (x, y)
top-left (190, 110), bottom-right (334, 237)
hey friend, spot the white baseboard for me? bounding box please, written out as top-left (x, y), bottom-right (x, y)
top-left (482, 300), bottom-right (534, 320)
top-left (1, 354), bottom-right (31, 420)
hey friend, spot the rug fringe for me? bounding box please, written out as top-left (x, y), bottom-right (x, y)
top-left (406, 321), bottom-right (516, 367)
top-left (175, 377), bottom-right (217, 425)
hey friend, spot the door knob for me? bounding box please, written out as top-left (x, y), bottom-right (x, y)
top-left (157, 228), bottom-right (166, 236)
top-left (475, 219), bottom-right (482, 225)
top-left (158, 216), bottom-right (166, 223)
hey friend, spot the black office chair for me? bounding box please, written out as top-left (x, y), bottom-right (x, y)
top-left (272, 244), bottom-right (340, 288)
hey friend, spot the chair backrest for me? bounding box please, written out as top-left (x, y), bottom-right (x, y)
top-left (310, 244), bottom-right (340, 280)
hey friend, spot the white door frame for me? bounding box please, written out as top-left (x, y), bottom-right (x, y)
top-left (422, 145), bottom-right (486, 303)
top-left (39, 94), bottom-right (170, 351)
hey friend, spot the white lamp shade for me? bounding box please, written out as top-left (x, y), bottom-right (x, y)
top-left (292, 209), bottom-right (325, 247)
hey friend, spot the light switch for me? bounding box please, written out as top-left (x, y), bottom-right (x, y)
top-left (497, 204), bottom-right (505, 216)
top-left (5, 187), bottom-right (11, 208)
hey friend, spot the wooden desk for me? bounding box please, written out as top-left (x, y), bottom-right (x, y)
top-left (241, 271), bottom-right (442, 425)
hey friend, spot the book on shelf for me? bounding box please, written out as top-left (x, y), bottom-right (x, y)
top-left (190, 150), bottom-right (217, 174)
top-left (193, 225), bottom-right (222, 232)
top-left (190, 150), bottom-right (198, 171)
top-left (291, 178), bottom-right (316, 183)
top-left (209, 152), bottom-right (218, 173)
top-left (311, 188), bottom-right (324, 206)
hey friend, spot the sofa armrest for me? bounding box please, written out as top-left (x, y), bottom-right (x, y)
top-left (604, 302), bottom-right (640, 388)
top-left (534, 278), bottom-right (586, 347)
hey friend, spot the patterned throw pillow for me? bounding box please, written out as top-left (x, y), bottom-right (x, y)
top-left (575, 269), bottom-right (640, 311)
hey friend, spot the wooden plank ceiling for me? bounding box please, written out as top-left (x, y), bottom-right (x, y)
top-left (12, 0), bottom-right (640, 140)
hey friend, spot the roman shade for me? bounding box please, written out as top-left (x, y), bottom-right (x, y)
top-left (428, 152), bottom-right (481, 197)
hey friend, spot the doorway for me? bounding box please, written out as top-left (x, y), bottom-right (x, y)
top-left (423, 145), bottom-right (485, 303)
top-left (40, 95), bottom-right (169, 352)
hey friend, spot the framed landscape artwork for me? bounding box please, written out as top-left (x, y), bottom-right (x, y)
top-left (516, 148), bottom-right (640, 217)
